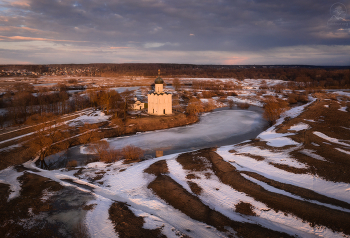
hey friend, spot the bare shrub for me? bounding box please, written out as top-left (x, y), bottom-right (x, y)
top-left (121, 145), bottom-right (144, 161)
top-left (228, 99), bottom-right (234, 109)
top-left (238, 103), bottom-right (250, 109)
top-left (202, 90), bottom-right (215, 98)
top-left (297, 94), bottom-right (309, 103)
top-left (263, 97), bottom-right (289, 124)
top-left (88, 141), bottom-right (120, 163)
top-left (227, 91), bottom-right (238, 96)
top-left (68, 79), bottom-right (78, 84)
top-left (202, 99), bottom-right (216, 112)
top-left (186, 98), bottom-right (204, 116)
top-left (172, 78), bottom-right (181, 91)
top-left (288, 93), bottom-right (298, 104)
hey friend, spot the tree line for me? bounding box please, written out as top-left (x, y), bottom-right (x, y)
top-left (1, 64), bottom-right (349, 88)
top-left (0, 83), bottom-right (135, 128)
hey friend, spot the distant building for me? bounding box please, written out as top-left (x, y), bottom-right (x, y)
top-left (148, 70), bottom-right (172, 115)
top-left (131, 97), bottom-right (145, 110)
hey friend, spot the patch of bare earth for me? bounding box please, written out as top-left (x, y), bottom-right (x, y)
top-left (241, 171), bottom-right (350, 210)
top-left (0, 171), bottom-right (94, 238)
top-left (235, 201), bottom-right (256, 216)
top-left (108, 202), bottom-right (166, 238)
top-left (275, 97), bottom-right (350, 183)
top-left (143, 160), bottom-right (169, 176)
top-left (230, 97), bottom-right (350, 184)
top-left (206, 150), bottom-right (350, 235)
top-left (145, 151), bottom-right (293, 238)
top-left (147, 174), bottom-right (292, 237)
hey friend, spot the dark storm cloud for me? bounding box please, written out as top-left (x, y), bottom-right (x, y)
top-left (0, 0), bottom-right (349, 64)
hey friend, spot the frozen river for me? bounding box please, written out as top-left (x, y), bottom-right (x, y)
top-left (46, 107), bottom-right (268, 168)
top-left (106, 109), bottom-right (265, 153)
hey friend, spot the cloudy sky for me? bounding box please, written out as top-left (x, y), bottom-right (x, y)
top-left (0, 0), bottom-right (349, 65)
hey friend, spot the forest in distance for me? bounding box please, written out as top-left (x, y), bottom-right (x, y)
top-left (1, 63), bottom-right (350, 89)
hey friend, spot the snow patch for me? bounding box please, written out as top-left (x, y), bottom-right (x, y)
top-left (0, 167), bottom-right (23, 201)
top-left (69, 110), bottom-right (110, 126)
top-left (313, 131), bottom-right (350, 147)
top-left (300, 149), bottom-right (327, 162)
top-left (338, 106), bottom-right (347, 112)
top-left (289, 123), bottom-right (309, 131)
top-left (217, 146), bottom-right (350, 203)
top-left (336, 148), bottom-right (350, 155)
top-left (85, 196), bottom-right (118, 238)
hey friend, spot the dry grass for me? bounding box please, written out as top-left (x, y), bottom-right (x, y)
top-left (147, 167), bottom-right (292, 237)
top-left (109, 202), bottom-right (165, 238)
top-left (234, 201), bottom-right (256, 216)
top-left (187, 181), bottom-right (203, 195)
top-left (206, 149), bottom-right (350, 235)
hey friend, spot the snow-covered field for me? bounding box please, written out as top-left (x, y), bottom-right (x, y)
top-left (1, 76), bottom-right (350, 237)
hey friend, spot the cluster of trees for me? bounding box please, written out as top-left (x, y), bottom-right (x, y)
top-left (87, 141), bottom-right (144, 163)
top-left (0, 84), bottom-right (89, 127)
top-left (88, 89), bottom-right (135, 119)
top-left (185, 97), bottom-right (216, 117)
top-left (0, 82), bottom-right (140, 127)
top-left (192, 80), bottom-right (237, 90)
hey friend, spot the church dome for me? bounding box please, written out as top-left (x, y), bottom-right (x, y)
top-left (155, 76), bottom-right (164, 84)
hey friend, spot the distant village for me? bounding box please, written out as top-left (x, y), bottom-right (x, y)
top-left (0, 67), bottom-right (100, 77)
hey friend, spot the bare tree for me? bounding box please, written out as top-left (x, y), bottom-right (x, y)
top-left (228, 99), bottom-right (234, 109)
top-left (88, 140), bottom-right (120, 163)
top-left (79, 123), bottom-right (100, 144)
top-left (30, 114), bottom-right (69, 169)
top-left (263, 97), bottom-right (289, 125)
top-left (173, 78), bottom-right (181, 91)
top-left (186, 98), bottom-right (203, 116)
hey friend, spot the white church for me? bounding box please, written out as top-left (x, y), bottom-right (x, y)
top-left (148, 70), bottom-right (172, 115)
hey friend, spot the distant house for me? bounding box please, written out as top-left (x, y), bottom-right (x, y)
top-left (131, 97), bottom-right (145, 110)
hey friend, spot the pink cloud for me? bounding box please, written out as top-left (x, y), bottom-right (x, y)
top-left (110, 47), bottom-right (131, 49)
top-left (0, 26), bottom-right (47, 33)
top-left (222, 56), bottom-right (249, 65)
top-left (0, 35), bottom-right (86, 42)
top-left (9, 0), bottom-right (30, 7)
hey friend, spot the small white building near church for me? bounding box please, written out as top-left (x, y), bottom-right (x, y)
top-left (131, 97), bottom-right (145, 110)
top-left (148, 70), bottom-right (172, 115)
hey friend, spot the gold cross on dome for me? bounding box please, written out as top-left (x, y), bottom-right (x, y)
top-left (158, 69), bottom-right (160, 76)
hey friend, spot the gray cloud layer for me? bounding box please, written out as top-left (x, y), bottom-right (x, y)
top-left (0, 0), bottom-right (349, 65)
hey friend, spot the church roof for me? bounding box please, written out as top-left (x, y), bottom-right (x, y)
top-left (155, 76), bottom-right (164, 84)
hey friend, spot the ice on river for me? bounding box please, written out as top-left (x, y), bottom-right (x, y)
top-left (105, 110), bottom-right (265, 152)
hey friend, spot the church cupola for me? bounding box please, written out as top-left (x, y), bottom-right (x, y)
top-left (154, 69), bottom-right (164, 93)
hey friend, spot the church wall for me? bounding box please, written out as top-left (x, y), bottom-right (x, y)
top-left (147, 93), bottom-right (172, 115)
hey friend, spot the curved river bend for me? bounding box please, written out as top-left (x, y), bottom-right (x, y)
top-left (46, 107), bottom-right (268, 169)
